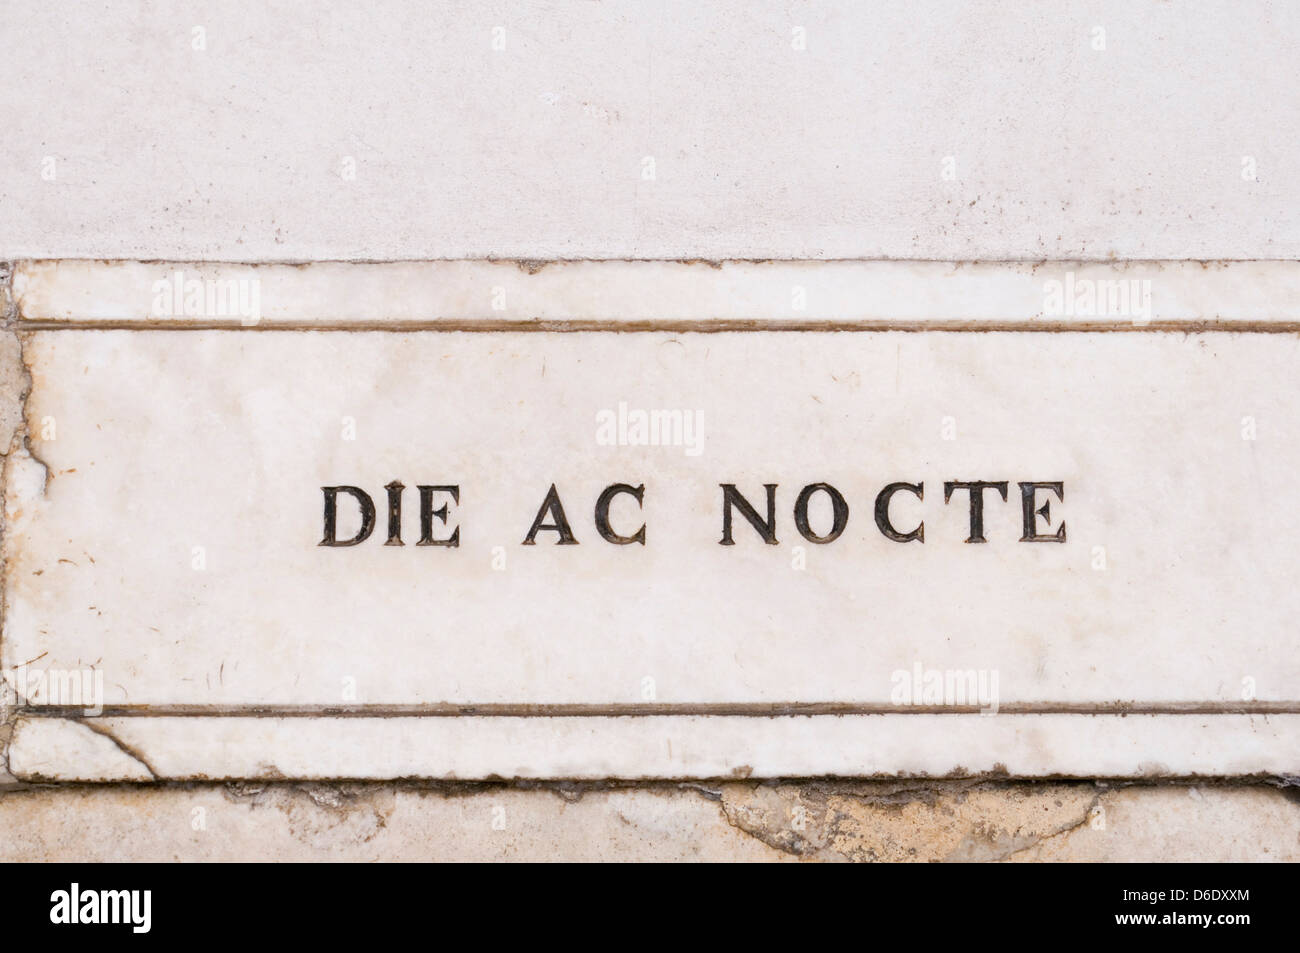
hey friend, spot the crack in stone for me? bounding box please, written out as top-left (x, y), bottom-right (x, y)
top-left (77, 720), bottom-right (159, 780)
top-left (12, 335), bottom-right (51, 492)
top-left (678, 782), bottom-right (723, 802)
top-left (988, 790), bottom-right (1105, 862)
top-left (709, 792), bottom-right (802, 859)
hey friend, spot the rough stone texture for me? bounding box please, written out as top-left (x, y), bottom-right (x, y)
top-left (0, 781), bottom-right (1295, 862)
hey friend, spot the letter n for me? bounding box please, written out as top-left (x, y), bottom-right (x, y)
top-left (719, 484), bottom-right (778, 545)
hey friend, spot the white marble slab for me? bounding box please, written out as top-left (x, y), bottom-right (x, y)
top-left (3, 262), bottom-right (1297, 780)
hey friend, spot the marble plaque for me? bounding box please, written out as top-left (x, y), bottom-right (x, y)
top-left (3, 261), bottom-right (1297, 780)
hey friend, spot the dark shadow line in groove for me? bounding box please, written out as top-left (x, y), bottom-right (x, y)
top-left (19, 702), bottom-right (1300, 718)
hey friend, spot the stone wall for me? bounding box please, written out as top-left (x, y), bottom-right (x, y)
top-left (2, 1), bottom-right (1297, 861)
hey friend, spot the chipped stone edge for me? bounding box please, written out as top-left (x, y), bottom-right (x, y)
top-left (0, 262), bottom-right (56, 788)
top-left (0, 263), bottom-right (22, 785)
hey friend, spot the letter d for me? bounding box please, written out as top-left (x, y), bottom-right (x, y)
top-left (319, 486), bottom-right (376, 546)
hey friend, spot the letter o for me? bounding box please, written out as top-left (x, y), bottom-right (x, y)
top-left (794, 483), bottom-right (849, 543)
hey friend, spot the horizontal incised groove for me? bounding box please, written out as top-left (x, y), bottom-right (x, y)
top-left (18, 702), bottom-right (1300, 718)
top-left (16, 319), bottom-right (1300, 333)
